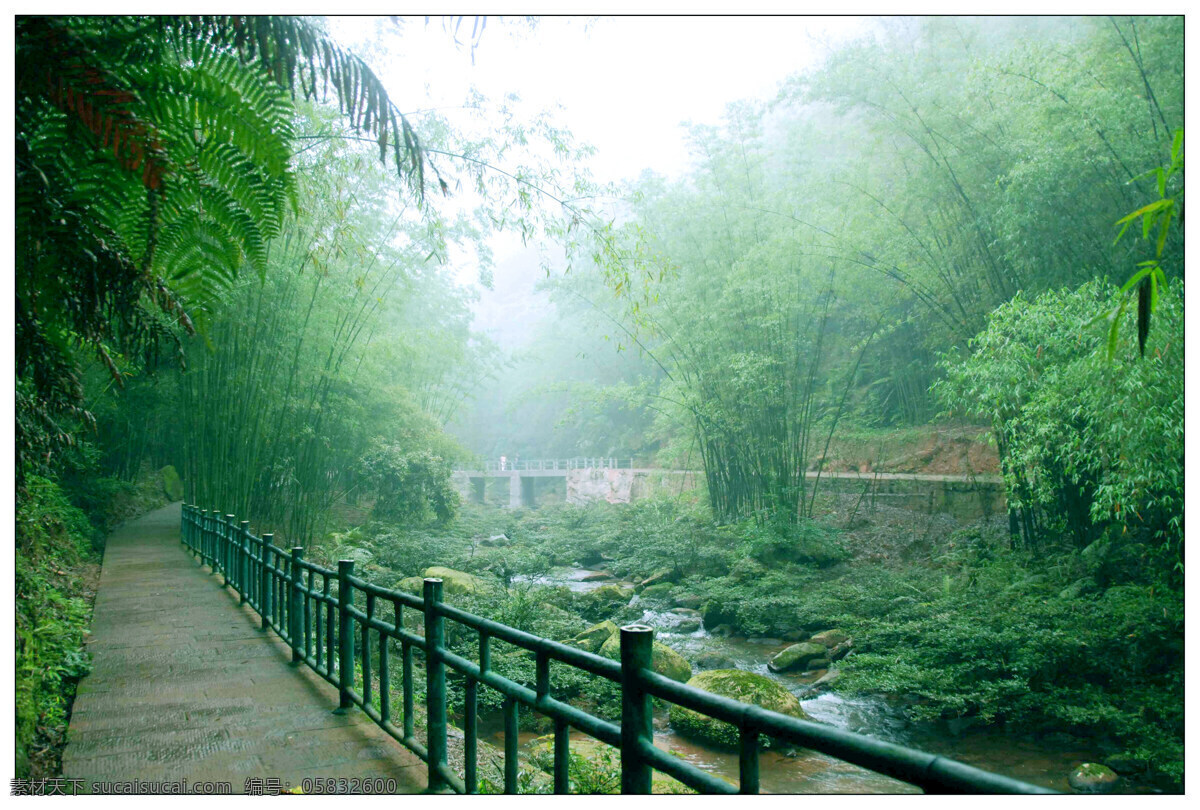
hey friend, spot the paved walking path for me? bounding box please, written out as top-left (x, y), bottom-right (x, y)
top-left (63, 502), bottom-right (425, 794)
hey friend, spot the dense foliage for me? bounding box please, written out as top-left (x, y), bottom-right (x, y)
top-left (937, 280), bottom-right (1184, 571)
top-left (13, 14), bottom-right (1184, 794)
top-left (15, 16), bottom-right (431, 484)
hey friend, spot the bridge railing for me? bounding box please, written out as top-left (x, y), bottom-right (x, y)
top-left (454, 457), bottom-right (636, 473)
top-left (180, 504), bottom-right (1053, 795)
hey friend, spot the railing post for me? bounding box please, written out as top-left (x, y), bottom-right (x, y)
top-left (424, 578), bottom-right (448, 793)
top-left (290, 547), bottom-right (305, 664)
top-left (222, 514), bottom-right (235, 587)
top-left (216, 513), bottom-right (225, 581)
top-left (260, 534), bottom-right (273, 631)
top-left (619, 624), bottom-right (655, 794)
top-left (336, 559), bottom-right (355, 711)
top-left (238, 521), bottom-right (250, 604)
top-left (207, 510), bottom-right (216, 569)
top-left (199, 510), bottom-right (208, 566)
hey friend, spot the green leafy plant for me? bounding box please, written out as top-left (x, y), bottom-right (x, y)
top-left (1102, 128), bottom-right (1183, 357)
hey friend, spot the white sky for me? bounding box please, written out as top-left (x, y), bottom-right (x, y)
top-left (325, 15), bottom-right (873, 346)
top-left (329, 16), bottom-right (871, 185)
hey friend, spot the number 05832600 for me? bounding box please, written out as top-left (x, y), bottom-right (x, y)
top-left (300, 778), bottom-right (398, 794)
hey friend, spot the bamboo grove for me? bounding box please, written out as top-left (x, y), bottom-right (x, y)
top-left (535, 16), bottom-right (1184, 534)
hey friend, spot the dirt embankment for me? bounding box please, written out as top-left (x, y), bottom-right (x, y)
top-left (813, 425), bottom-right (999, 476)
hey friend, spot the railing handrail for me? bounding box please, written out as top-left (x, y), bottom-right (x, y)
top-left (179, 503), bottom-right (1055, 795)
top-left (453, 456), bottom-right (637, 473)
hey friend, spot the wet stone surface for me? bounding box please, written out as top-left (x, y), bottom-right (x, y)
top-left (62, 503), bottom-right (424, 794)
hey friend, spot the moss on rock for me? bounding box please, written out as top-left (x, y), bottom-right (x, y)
top-left (587, 584), bottom-right (634, 606)
top-left (423, 566), bottom-right (487, 595)
top-left (668, 669), bottom-right (809, 750)
top-left (768, 641), bottom-right (828, 673)
top-left (639, 583), bottom-right (675, 600)
top-left (574, 620), bottom-right (618, 652)
top-left (395, 576), bottom-right (424, 595)
top-left (598, 634), bottom-right (692, 682)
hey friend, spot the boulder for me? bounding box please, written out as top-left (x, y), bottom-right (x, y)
top-left (599, 635), bottom-right (692, 683)
top-left (160, 465), bottom-right (184, 501)
top-left (636, 568), bottom-right (677, 592)
top-left (669, 607), bottom-right (701, 617)
top-left (709, 625), bottom-right (734, 638)
top-left (807, 658), bottom-right (831, 671)
top-left (573, 621), bottom-right (619, 653)
top-left (669, 669), bottom-right (810, 749)
top-left (828, 640), bottom-right (852, 662)
top-left (1068, 763), bottom-right (1120, 793)
top-left (800, 668), bottom-right (840, 695)
top-left (480, 533), bottom-right (509, 547)
top-left (588, 584), bottom-right (634, 606)
top-left (809, 629), bottom-right (849, 648)
top-left (640, 583), bottom-right (675, 600)
top-left (395, 576), bottom-right (424, 595)
top-left (768, 642), bottom-right (829, 673)
top-left (693, 651), bottom-right (736, 671)
top-left (701, 602), bottom-right (731, 628)
top-left (674, 618), bottom-right (702, 634)
top-left (673, 593), bottom-right (703, 610)
top-left (782, 630), bottom-right (807, 642)
top-left (423, 566), bottom-right (486, 595)
top-left (580, 571), bottom-right (615, 582)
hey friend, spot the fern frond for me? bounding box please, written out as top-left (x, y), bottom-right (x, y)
top-left (161, 14), bottom-right (426, 194)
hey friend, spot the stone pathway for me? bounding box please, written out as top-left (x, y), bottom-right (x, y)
top-left (63, 502), bottom-right (425, 794)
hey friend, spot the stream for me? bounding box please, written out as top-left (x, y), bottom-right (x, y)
top-left (509, 567), bottom-right (1112, 793)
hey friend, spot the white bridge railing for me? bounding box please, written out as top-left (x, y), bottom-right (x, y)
top-left (454, 457), bottom-right (635, 473)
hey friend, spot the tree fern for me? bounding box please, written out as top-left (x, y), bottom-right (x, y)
top-left (16, 14), bottom-right (430, 480)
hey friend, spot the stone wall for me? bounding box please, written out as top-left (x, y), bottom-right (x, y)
top-left (565, 469), bottom-right (700, 505)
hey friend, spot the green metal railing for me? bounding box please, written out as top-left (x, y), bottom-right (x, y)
top-left (180, 504), bottom-right (1055, 795)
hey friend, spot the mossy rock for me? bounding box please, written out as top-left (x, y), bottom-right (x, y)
top-left (694, 651), bottom-right (736, 671)
top-left (395, 576), bottom-right (424, 595)
top-left (809, 629), bottom-right (849, 648)
top-left (160, 465), bottom-right (184, 502)
top-left (587, 584), bottom-right (633, 606)
top-left (635, 568), bottom-right (676, 592)
top-left (423, 566), bottom-right (487, 595)
top-left (701, 600), bottom-right (736, 629)
top-left (768, 642), bottom-right (828, 673)
top-left (1068, 762), bottom-right (1120, 793)
top-left (573, 621), bottom-right (618, 653)
top-left (640, 583), bottom-right (675, 600)
top-left (598, 634), bottom-right (692, 683)
top-left (668, 669), bottom-right (809, 750)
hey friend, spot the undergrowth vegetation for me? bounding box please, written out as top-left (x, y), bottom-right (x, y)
top-left (312, 485), bottom-right (1183, 790)
top-left (15, 471), bottom-right (168, 778)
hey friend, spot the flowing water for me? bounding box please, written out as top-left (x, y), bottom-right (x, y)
top-left (501, 567), bottom-right (1119, 793)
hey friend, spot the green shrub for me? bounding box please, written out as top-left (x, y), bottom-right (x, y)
top-left (15, 477), bottom-right (100, 777)
top-left (936, 279), bottom-right (1184, 579)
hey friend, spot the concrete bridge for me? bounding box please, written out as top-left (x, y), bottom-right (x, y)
top-left (452, 458), bottom-right (1005, 518)
top-left (451, 458), bottom-right (697, 509)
